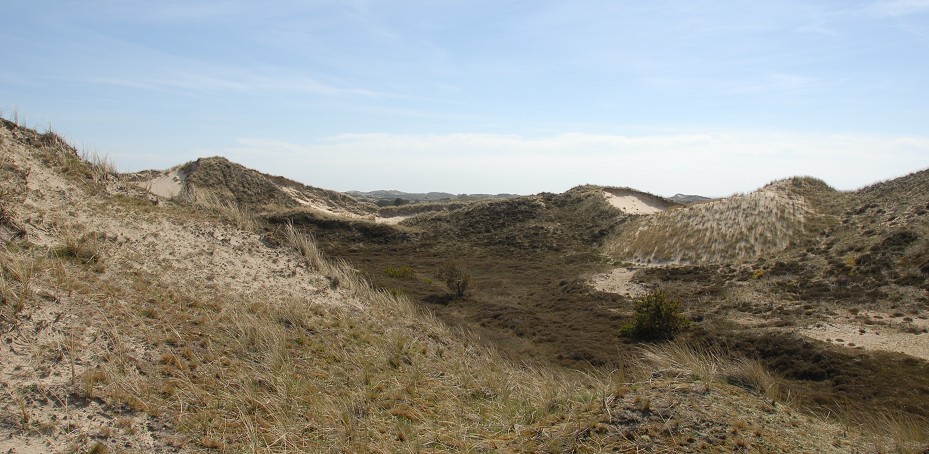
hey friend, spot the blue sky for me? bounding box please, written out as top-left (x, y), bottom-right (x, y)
top-left (2, 0), bottom-right (928, 196)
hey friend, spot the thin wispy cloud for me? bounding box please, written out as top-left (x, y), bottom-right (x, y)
top-left (87, 69), bottom-right (387, 98)
top-left (872, 0), bottom-right (929, 16)
top-left (725, 73), bottom-right (826, 96)
top-left (2, 1), bottom-right (927, 195)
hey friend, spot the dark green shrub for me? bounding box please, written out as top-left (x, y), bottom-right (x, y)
top-left (621, 290), bottom-right (690, 340)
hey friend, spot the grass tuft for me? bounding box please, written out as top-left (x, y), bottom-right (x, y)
top-left (52, 231), bottom-right (104, 266)
top-left (641, 341), bottom-right (786, 403)
top-left (79, 149), bottom-right (117, 184)
top-left (182, 185), bottom-right (257, 231)
top-left (0, 246), bottom-right (36, 323)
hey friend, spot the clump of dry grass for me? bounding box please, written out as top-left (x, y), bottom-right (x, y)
top-left (182, 185), bottom-right (258, 231)
top-left (640, 341), bottom-right (724, 383)
top-left (282, 222), bottom-right (375, 295)
top-left (724, 357), bottom-right (786, 403)
top-left (283, 222), bottom-right (325, 271)
top-left (79, 149), bottom-right (116, 184)
top-left (51, 229), bottom-right (105, 268)
top-left (838, 407), bottom-right (929, 453)
top-left (0, 245), bottom-right (37, 325)
top-left (640, 341), bottom-right (785, 403)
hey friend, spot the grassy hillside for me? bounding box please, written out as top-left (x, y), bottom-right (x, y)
top-left (275, 186), bottom-right (635, 368)
top-left (1, 116), bottom-right (925, 452)
top-left (606, 181), bottom-right (814, 265)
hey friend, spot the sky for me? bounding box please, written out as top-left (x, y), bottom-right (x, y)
top-left (1, 0), bottom-right (928, 197)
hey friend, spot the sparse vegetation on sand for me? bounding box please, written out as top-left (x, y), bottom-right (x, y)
top-left (1, 114), bottom-right (927, 452)
top-left (608, 185), bottom-right (813, 264)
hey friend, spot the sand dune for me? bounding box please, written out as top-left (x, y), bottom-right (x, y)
top-left (601, 188), bottom-right (672, 215)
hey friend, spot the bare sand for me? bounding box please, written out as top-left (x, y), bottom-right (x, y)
top-left (280, 186), bottom-right (377, 221)
top-left (801, 321), bottom-right (929, 361)
top-left (375, 215), bottom-right (408, 225)
top-left (139, 169), bottom-right (184, 198)
top-left (591, 267), bottom-right (648, 298)
top-left (602, 190), bottom-right (665, 215)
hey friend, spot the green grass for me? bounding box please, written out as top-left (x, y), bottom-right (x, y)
top-left (383, 265), bottom-right (415, 279)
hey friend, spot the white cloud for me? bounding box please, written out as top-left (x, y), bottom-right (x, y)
top-left (872, 0), bottom-right (929, 15)
top-left (87, 66), bottom-right (387, 98)
top-left (215, 132), bottom-right (929, 197)
top-left (725, 73), bottom-right (825, 95)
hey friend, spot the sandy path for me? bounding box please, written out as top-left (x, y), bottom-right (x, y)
top-left (591, 267), bottom-right (648, 298)
top-left (801, 322), bottom-right (929, 361)
top-left (375, 215), bottom-right (408, 225)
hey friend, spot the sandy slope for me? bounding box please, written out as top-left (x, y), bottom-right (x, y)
top-left (0, 121), bottom-right (906, 452)
top-left (800, 310), bottom-right (929, 361)
top-left (139, 169), bottom-right (185, 199)
top-left (0, 125), bottom-right (351, 452)
top-left (608, 187), bottom-right (810, 264)
top-left (602, 192), bottom-right (664, 215)
top-left (601, 189), bottom-right (669, 215)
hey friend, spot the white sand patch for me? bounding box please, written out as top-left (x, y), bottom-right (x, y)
top-left (281, 186), bottom-right (374, 220)
top-left (592, 267), bottom-right (648, 298)
top-left (859, 310), bottom-right (929, 330)
top-left (800, 322), bottom-right (929, 361)
top-left (375, 215), bottom-right (408, 225)
top-left (602, 191), bottom-right (665, 215)
top-left (281, 186), bottom-right (315, 206)
top-left (140, 169), bottom-right (184, 198)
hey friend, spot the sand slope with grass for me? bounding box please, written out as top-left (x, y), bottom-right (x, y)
top-left (607, 185), bottom-right (811, 264)
top-left (0, 117), bottom-right (919, 452)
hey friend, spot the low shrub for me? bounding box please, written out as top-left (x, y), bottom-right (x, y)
top-left (436, 264), bottom-right (471, 297)
top-left (621, 290), bottom-right (690, 340)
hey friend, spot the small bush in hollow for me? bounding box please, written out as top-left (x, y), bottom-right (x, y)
top-left (621, 290), bottom-right (690, 340)
top-left (437, 264), bottom-right (471, 297)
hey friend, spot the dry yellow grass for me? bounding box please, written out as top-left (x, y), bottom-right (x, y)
top-left (1, 114), bottom-right (918, 452)
top-left (640, 341), bottom-right (786, 404)
top-left (608, 186), bottom-right (810, 264)
top-left (181, 185), bottom-right (259, 231)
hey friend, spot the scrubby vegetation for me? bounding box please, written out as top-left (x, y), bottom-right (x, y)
top-left (436, 263), bottom-right (471, 297)
top-left (621, 290), bottom-right (691, 340)
top-left (2, 113), bottom-right (928, 452)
